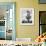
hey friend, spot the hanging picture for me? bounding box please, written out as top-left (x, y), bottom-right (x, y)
top-left (20, 8), bottom-right (34, 25)
top-left (39, 0), bottom-right (46, 4)
top-left (0, 2), bottom-right (16, 40)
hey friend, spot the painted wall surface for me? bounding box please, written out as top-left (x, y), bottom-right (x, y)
top-left (0, 0), bottom-right (45, 41)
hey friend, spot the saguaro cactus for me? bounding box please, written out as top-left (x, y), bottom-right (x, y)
top-left (26, 10), bottom-right (31, 23)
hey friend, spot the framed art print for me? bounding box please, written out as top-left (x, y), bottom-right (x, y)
top-left (0, 2), bottom-right (16, 40)
top-left (39, 0), bottom-right (46, 4)
top-left (39, 11), bottom-right (46, 35)
top-left (20, 8), bottom-right (34, 25)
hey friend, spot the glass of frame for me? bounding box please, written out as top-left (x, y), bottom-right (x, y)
top-left (0, 2), bottom-right (16, 40)
top-left (20, 8), bottom-right (34, 25)
top-left (39, 0), bottom-right (46, 4)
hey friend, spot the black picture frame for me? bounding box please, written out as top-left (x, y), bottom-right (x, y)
top-left (39, 0), bottom-right (46, 4)
top-left (39, 11), bottom-right (46, 35)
